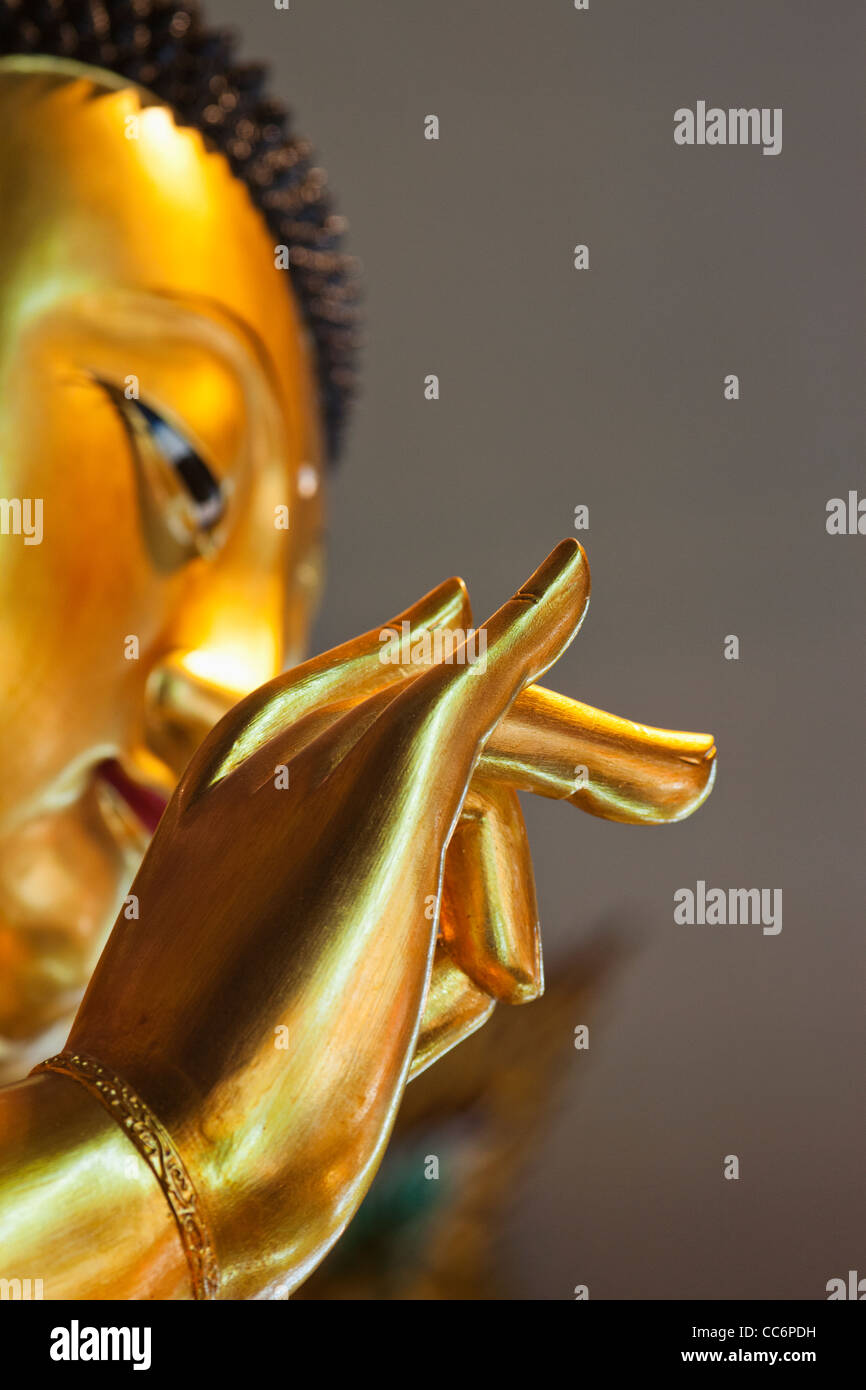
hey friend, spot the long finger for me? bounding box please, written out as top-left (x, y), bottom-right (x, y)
top-left (362, 540), bottom-right (591, 828)
top-left (439, 781), bottom-right (542, 1004)
top-left (480, 685), bottom-right (716, 823)
top-left (409, 944), bottom-right (495, 1081)
top-left (234, 673), bottom-right (715, 827)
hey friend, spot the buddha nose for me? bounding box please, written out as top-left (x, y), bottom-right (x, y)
top-left (144, 650), bottom-right (262, 776)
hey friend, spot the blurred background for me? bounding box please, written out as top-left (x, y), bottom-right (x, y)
top-left (207, 0), bottom-right (864, 1299)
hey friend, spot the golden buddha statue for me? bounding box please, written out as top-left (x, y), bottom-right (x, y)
top-left (0, 1), bottom-right (716, 1300)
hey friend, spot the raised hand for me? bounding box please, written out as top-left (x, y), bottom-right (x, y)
top-left (52, 539), bottom-right (714, 1299)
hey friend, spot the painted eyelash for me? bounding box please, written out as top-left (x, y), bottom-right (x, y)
top-left (132, 400), bottom-right (225, 532)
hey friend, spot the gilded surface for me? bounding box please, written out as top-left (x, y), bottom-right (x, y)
top-left (0, 59), bottom-right (715, 1299)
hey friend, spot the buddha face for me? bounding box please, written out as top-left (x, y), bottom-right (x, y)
top-left (0, 60), bottom-right (326, 1063)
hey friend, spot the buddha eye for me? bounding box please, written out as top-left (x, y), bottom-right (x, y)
top-left (99, 378), bottom-right (230, 556)
top-left (131, 399), bottom-right (226, 533)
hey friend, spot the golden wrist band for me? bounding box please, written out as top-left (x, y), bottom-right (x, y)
top-left (32, 1050), bottom-right (219, 1300)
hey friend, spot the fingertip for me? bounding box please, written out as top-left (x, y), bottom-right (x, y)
top-left (489, 538), bottom-right (591, 685)
top-left (513, 537), bottom-right (588, 605)
top-left (395, 574), bottom-right (473, 631)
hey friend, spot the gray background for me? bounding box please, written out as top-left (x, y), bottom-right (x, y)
top-left (208, 0), bottom-right (864, 1298)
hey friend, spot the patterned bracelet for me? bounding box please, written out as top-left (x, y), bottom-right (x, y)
top-left (32, 1050), bottom-right (219, 1300)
